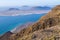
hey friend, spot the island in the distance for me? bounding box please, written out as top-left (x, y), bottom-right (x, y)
top-left (0, 6), bottom-right (51, 16)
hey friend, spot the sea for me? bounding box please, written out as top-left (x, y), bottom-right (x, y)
top-left (0, 14), bottom-right (46, 35)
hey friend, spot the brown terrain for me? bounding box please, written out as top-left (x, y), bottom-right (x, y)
top-left (0, 5), bottom-right (60, 40)
top-left (11, 22), bottom-right (34, 33)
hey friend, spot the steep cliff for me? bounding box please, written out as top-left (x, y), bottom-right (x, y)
top-left (0, 5), bottom-right (60, 40)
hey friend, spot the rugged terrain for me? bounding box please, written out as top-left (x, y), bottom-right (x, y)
top-left (0, 5), bottom-right (60, 40)
top-left (11, 22), bottom-right (34, 33)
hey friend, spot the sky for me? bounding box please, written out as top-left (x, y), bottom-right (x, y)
top-left (0, 0), bottom-right (60, 7)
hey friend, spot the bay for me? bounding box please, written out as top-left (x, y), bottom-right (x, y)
top-left (0, 14), bottom-right (45, 35)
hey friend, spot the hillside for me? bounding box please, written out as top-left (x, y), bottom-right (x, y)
top-left (11, 22), bottom-right (34, 33)
top-left (0, 31), bottom-right (13, 40)
top-left (0, 5), bottom-right (60, 40)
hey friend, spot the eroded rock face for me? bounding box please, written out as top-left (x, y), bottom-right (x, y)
top-left (0, 5), bottom-right (60, 40)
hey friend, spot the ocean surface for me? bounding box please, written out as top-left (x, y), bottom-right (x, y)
top-left (0, 14), bottom-right (46, 35)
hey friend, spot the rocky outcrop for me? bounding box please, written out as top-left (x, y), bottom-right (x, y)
top-left (0, 31), bottom-right (13, 40)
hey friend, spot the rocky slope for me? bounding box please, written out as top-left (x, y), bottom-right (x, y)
top-left (0, 31), bottom-right (13, 40)
top-left (0, 5), bottom-right (60, 40)
top-left (11, 22), bottom-right (34, 33)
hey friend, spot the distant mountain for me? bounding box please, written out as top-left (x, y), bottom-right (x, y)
top-left (8, 6), bottom-right (51, 11)
top-left (0, 9), bottom-right (49, 16)
top-left (0, 6), bottom-right (51, 16)
top-left (19, 6), bottom-right (51, 10)
top-left (32, 6), bottom-right (51, 10)
top-left (8, 8), bottom-right (20, 11)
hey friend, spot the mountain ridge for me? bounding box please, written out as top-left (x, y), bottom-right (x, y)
top-left (0, 5), bottom-right (60, 40)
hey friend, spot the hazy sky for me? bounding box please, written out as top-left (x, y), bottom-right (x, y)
top-left (0, 0), bottom-right (60, 7)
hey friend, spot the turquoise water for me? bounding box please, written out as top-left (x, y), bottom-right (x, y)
top-left (0, 14), bottom-right (45, 35)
